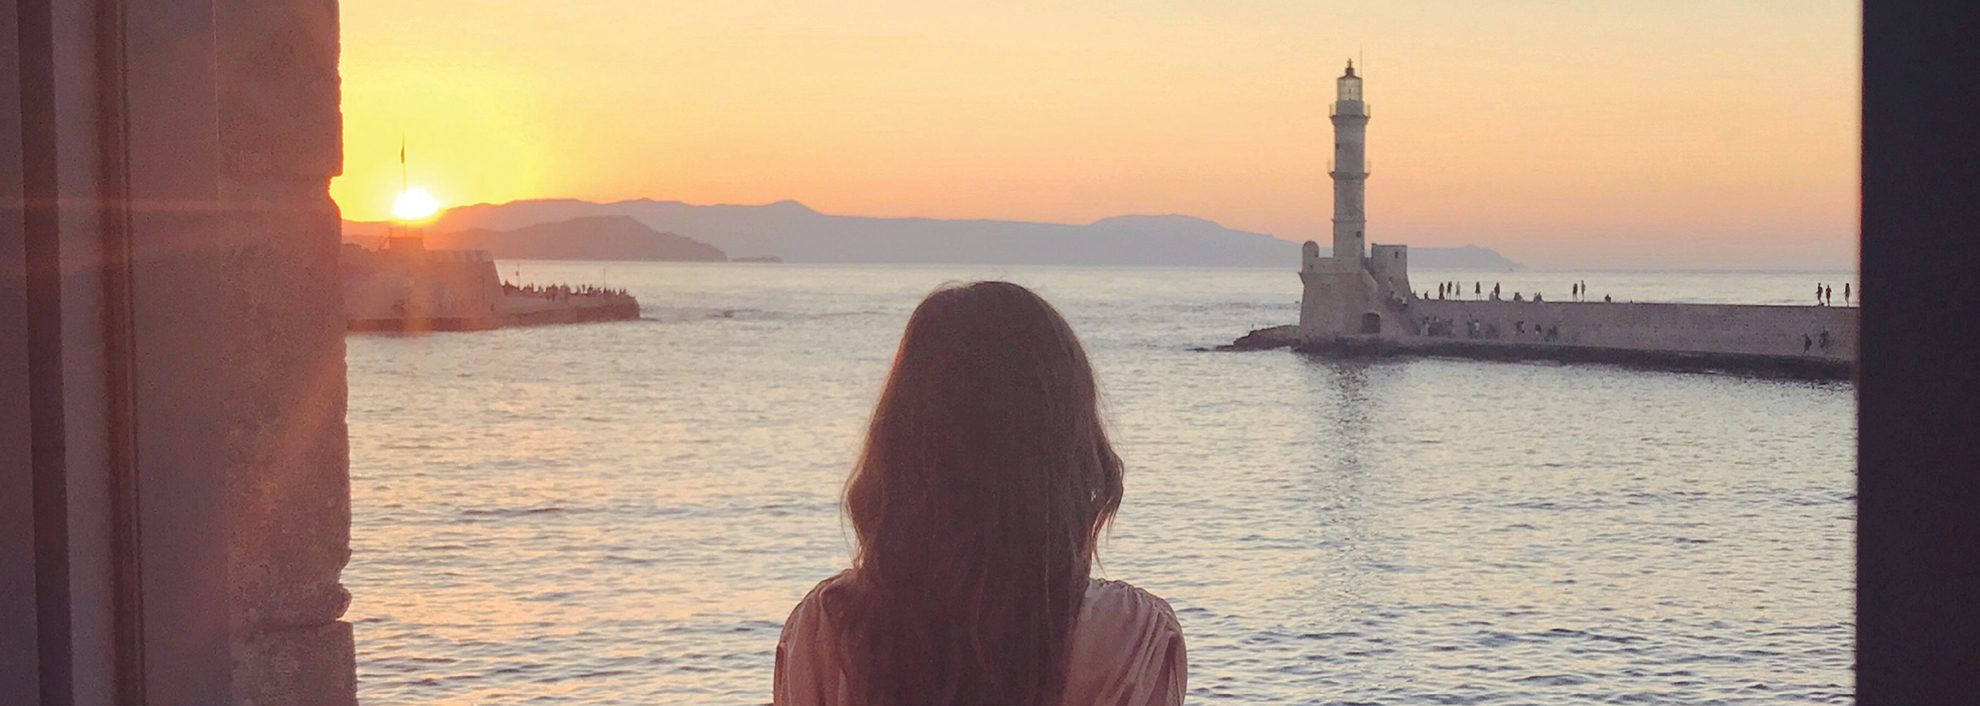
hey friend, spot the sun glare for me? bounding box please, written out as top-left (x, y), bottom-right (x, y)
top-left (392, 187), bottom-right (441, 221)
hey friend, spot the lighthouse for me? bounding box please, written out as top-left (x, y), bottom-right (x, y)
top-left (1330, 60), bottom-right (1368, 263)
top-left (1300, 59), bottom-right (1409, 336)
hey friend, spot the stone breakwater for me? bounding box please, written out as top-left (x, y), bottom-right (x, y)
top-left (498, 293), bottom-right (641, 328)
top-left (1408, 299), bottom-right (1857, 363)
top-left (1223, 306), bottom-right (1856, 381)
top-left (344, 292), bottom-right (641, 332)
top-left (342, 239), bottom-right (640, 333)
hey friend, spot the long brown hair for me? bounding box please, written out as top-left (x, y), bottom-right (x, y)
top-left (831, 281), bottom-right (1125, 704)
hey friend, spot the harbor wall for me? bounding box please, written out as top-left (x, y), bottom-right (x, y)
top-left (1408, 299), bottom-right (1858, 361)
top-left (342, 243), bottom-right (642, 331)
top-left (342, 244), bottom-right (504, 330)
top-left (501, 296), bottom-right (642, 326)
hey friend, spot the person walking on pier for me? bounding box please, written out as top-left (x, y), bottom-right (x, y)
top-left (775, 281), bottom-right (1185, 706)
top-left (1825, 285), bottom-right (1834, 306)
top-left (1817, 282), bottom-right (1825, 306)
top-left (1475, 282), bottom-right (1481, 297)
top-left (1845, 283), bottom-right (1852, 306)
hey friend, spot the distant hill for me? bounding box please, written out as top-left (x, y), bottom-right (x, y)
top-left (343, 198), bottom-right (1520, 268)
top-left (347, 215), bottom-right (727, 262)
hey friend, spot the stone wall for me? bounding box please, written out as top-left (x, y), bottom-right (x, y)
top-left (1409, 299), bottom-right (1859, 361)
top-left (342, 246), bottom-right (504, 329)
top-left (1299, 269), bottom-right (1374, 335)
top-left (1368, 244), bottom-right (1411, 303)
top-left (216, 0), bottom-right (356, 703)
top-left (411, 255), bottom-right (502, 322)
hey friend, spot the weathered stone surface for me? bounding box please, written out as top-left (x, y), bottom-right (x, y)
top-left (218, 187), bottom-right (352, 625)
top-left (216, 0), bottom-right (342, 178)
top-left (231, 621), bottom-right (356, 706)
top-left (216, 0), bottom-right (354, 702)
top-left (1274, 333), bottom-right (1855, 381)
top-left (217, 191), bottom-right (354, 697)
top-left (1408, 299), bottom-right (1859, 362)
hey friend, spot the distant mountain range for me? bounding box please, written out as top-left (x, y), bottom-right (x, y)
top-left (342, 198), bottom-right (1520, 269)
top-left (432, 216), bottom-right (725, 262)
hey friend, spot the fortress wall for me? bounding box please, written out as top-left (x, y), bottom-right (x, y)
top-left (1409, 300), bottom-right (1858, 361)
top-left (1369, 245), bottom-right (1411, 299)
top-left (1300, 269), bottom-right (1376, 334)
top-left (417, 258), bottom-right (502, 320)
top-left (340, 270), bottom-right (408, 321)
top-left (341, 250), bottom-right (502, 328)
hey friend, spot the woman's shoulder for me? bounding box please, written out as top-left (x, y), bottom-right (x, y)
top-left (785, 570), bottom-right (856, 626)
top-left (806, 569), bottom-right (856, 599)
top-left (1083, 578), bottom-right (1181, 629)
top-left (775, 571), bottom-right (858, 705)
top-left (1075, 578), bottom-right (1185, 651)
top-left (1065, 579), bottom-right (1188, 704)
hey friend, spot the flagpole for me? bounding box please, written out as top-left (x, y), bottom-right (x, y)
top-left (400, 135), bottom-right (414, 237)
top-left (391, 137), bottom-right (406, 240)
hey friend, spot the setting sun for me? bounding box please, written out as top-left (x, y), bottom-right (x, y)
top-left (391, 187), bottom-right (441, 221)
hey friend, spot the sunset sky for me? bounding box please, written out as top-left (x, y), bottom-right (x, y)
top-left (332, 1), bottom-right (1858, 269)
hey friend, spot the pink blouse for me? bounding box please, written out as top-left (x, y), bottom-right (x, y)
top-left (774, 574), bottom-right (1187, 705)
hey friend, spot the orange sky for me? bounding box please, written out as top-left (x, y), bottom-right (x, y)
top-left (331, 1), bottom-right (1859, 269)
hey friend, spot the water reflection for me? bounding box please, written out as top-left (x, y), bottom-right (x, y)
top-left (1305, 357), bottom-right (1377, 472)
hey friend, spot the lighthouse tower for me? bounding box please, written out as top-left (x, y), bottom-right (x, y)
top-left (1300, 59), bottom-right (1407, 336)
top-left (1330, 60), bottom-right (1368, 264)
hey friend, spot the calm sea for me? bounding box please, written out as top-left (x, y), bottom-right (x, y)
top-left (345, 262), bottom-right (1857, 704)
